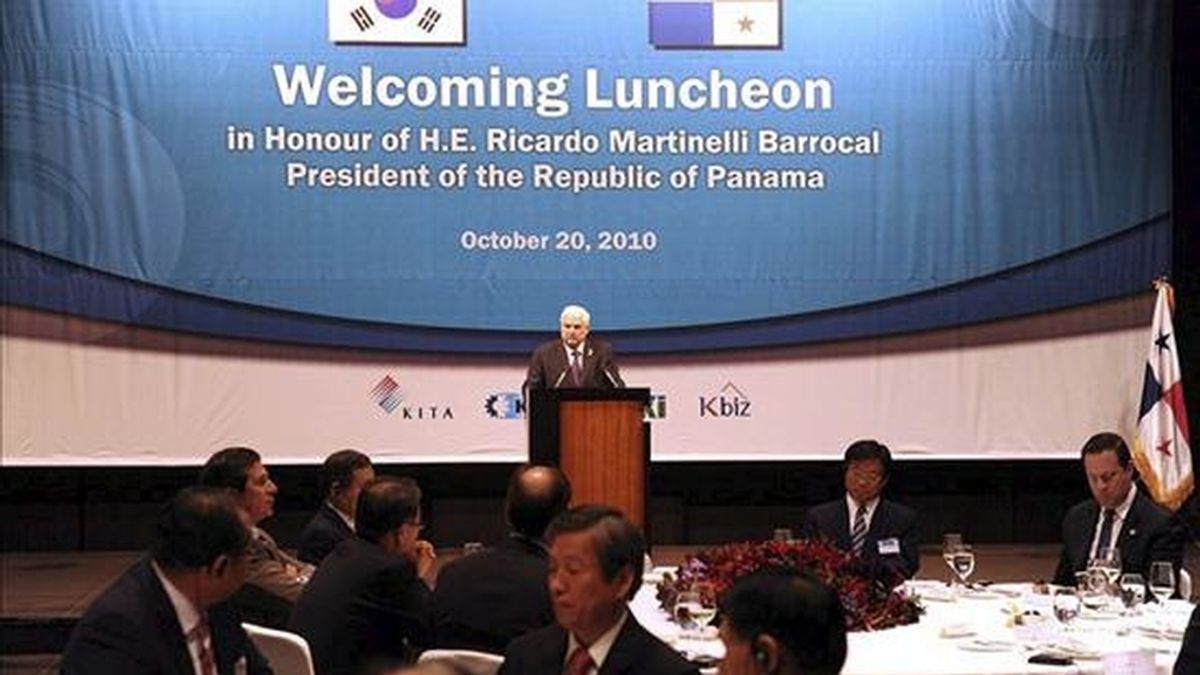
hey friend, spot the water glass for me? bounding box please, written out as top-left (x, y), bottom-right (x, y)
top-left (772, 528), bottom-right (795, 543)
top-left (1148, 561), bottom-right (1175, 603)
top-left (1053, 588), bottom-right (1081, 630)
top-left (951, 545), bottom-right (975, 586)
top-left (462, 541), bottom-right (484, 556)
top-left (1118, 573), bottom-right (1145, 614)
top-left (942, 533), bottom-right (963, 584)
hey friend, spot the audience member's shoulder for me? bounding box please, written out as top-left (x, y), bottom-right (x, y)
top-left (884, 498), bottom-right (918, 520)
top-left (630, 622), bottom-right (699, 675)
top-left (504, 622), bottom-right (561, 653)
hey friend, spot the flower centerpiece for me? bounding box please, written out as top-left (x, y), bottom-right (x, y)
top-left (656, 538), bottom-right (922, 632)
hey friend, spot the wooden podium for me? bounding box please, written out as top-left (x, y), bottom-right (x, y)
top-left (527, 388), bottom-right (651, 529)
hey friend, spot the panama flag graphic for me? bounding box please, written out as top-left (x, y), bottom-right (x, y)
top-left (649, 0), bottom-right (781, 49)
top-left (329, 0), bottom-right (466, 45)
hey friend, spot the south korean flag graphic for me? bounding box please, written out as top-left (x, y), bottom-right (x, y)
top-left (329, 0), bottom-right (466, 45)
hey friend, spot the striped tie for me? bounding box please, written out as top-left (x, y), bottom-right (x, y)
top-left (564, 646), bottom-right (594, 675)
top-left (851, 504), bottom-right (868, 555)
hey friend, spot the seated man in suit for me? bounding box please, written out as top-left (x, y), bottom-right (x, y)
top-left (298, 449), bottom-right (376, 564)
top-left (716, 571), bottom-right (847, 675)
top-left (61, 486), bottom-right (272, 675)
top-left (801, 440), bottom-right (919, 582)
top-left (289, 476), bottom-right (437, 675)
top-left (199, 446), bottom-right (315, 627)
top-left (524, 304), bottom-right (624, 391)
top-left (432, 463), bottom-right (571, 652)
top-left (499, 505), bottom-right (698, 675)
top-left (1052, 432), bottom-right (1183, 587)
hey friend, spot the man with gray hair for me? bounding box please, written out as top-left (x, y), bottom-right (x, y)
top-left (524, 304), bottom-right (624, 391)
top-left (498, 505), bottom-right (697, 675)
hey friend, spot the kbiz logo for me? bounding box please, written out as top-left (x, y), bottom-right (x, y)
top-left (699, 382), bottom-right (751, 418)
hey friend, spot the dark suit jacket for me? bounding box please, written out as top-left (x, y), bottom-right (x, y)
top-left (288, 537), bottom-right (433, 675)
top-left (297, 503), bottom-right (354, 565)
top-left (432, 534), bottom-right (554, 653)
top-left (1176, 603), bottom-right (1200, 675)
top-left (802, 497), bottom-right (920, 581)
top-left (1052, 489), bottom-right (1183, 586)
top-left (498, 615), bottom-right (699, 675)
top-left (60, 558), bottom-right (271, 675)
top-left (524, 338), bottom-right (623, 391)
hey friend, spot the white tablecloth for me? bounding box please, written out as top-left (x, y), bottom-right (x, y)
top-left (631, 574), bottom-right (1190, 675)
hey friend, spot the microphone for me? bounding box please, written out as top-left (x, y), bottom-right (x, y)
top-left (603, 365), bottom-right (624, 389)
top-left (553, 369), bottom-right (568, 389)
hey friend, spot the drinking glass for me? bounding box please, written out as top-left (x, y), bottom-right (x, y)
top-left (951, 545), bottom-right (975, 587)
top-left (1148, 561), bottom-right (1175, 604)
top-left (772, 528), bottom-right (795, 543)
top-left (1088, 546), bottom-right (1122, 589)
top-left (462, 541), bottom-right (484, 556)
top-left (1118, 573), bottom-right (1145, 615)
top-left (942, 533), bottom-right (963, 585)
top-left (1053, 588), bottom-right (1081, 631)
top-left (675, 586), bottom-right (716, 638)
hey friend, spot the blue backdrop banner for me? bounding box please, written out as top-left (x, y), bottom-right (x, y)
top-left (1, 0), bottom-right (1171, 350)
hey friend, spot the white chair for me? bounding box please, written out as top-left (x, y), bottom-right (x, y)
top-left (418, 648), bottom-right (504, 675)
top-left (242, 622), bottom-right (315, 675)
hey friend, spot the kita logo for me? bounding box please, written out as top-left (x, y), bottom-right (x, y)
top-left (699, 381), bottom-right (752, 418)
top-left (649, 0), bottom-right (781, 49)
top-left (371, 375), bottom-right (404, 414)
top-left (329, 0), bottom-right (466, 45)
top-left (485, 392), bottom-right (526, 419)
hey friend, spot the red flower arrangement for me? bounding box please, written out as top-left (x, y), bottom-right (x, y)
top-left (655, 539), bottom-right (923, 632)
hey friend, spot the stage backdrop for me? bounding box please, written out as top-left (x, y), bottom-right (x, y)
top-left (1, 0), bottom-right (1171, 464)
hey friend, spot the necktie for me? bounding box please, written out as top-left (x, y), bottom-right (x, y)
top-left (1096, 508), bottom-right (1117, 556)
top-left (564, 646), bottom-right (594, 675)
top-left (190, 617), bottom-right (217, 675)
top-left (851, 504), bottom-right (868, 555)
top-left (570, 350), bottom-right (583, 386)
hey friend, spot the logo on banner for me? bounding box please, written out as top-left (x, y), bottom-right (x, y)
top-left (370, 374), bottom-right (455, 419)
top-left (485, 392), bottom-right (526, 419)
top-left (649, 0), bottom-right (782, 49)
top-left (699, 381), bottom-right (751, 418)
top-left (371, 375), bottom-right (404, 413)
top-left (329, 0), bottom-right (467, 45)
top-left (645, 393), bottom-right (668, 420)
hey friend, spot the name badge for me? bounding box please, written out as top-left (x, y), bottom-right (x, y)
top-left (877, 538), bottom-right (901, 555)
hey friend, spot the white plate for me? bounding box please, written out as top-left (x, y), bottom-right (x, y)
top-left (960, 589), bottom-right (1005, 600)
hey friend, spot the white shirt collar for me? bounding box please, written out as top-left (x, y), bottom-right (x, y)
top-left (846, 494), bottom-right (880, 523)
top-left (562, 341), bottom-right (588, 360)
top-left (151, 560), bottom-right (210, 675)
top-left (151, 560), bottom-right (203, 636)
top-left (566, 610), bottom-right (629, 674)
top-left (327, 500), bottom-right (355, 530)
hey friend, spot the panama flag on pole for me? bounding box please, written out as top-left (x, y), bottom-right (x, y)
top-left (1132, 280), bottom-right (1193, 511)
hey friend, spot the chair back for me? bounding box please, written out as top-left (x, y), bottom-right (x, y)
top-left (418, 648), bottom-right (504, 675)
top-left (242, 622), bottom-right (315, 675)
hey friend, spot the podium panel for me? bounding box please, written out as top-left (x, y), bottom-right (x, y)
top-left (528, 388), bottom-right (650, 529)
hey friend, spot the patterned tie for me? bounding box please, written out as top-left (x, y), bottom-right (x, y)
top-left (851, 504), bottom-right (868, 555)
top-left (570, 350), bottom-right (583, 386)
top-left (1096, 508), bottom-right (1117, 555)
top-left (190, 617), bottom-right (217, 675)
top-left (564, 646), bottom-right (594, 675)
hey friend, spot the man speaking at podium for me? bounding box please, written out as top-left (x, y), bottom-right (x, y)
top-left (524, 304), bottom-right (624, 391)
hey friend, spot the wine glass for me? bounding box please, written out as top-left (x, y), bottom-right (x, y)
top-left (951, 545), bottom-right (975, 588)
top-left (1053, 588), bottom-right (1081, 631)
top-left (1148, 561), bottom-right (1175, 604)
top-left (674, 587), bottom-right (715, 638)
top-left (1118, 573), bottom-right (1145, 615)
top-left (942, 533), bottom-right (963, 585)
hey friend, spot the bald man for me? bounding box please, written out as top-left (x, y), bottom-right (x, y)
top-left (432, 464), bottom-right (572, 653)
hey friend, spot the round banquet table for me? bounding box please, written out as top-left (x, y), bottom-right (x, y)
top-left (631, 574), bottom-right (1190, 675)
